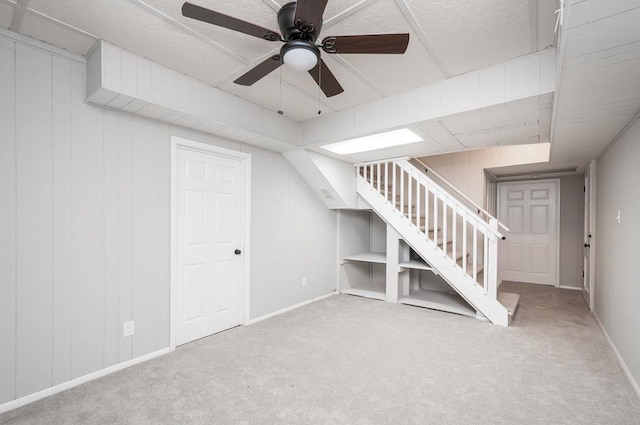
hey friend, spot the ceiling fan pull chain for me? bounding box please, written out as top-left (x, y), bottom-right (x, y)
top-left (278, 65), bottom-right (284, 115)
top-left (318, 62), bottom-right (322, 115)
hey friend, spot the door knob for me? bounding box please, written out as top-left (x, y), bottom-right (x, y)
top-left (584, 243), bottom-right (590, 248)
top-left (234, 249), bottom-right (242, 255)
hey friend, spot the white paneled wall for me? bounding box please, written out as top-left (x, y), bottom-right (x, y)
top-left (246, 146), bottom-right (337, 318)
top-left (0, 33), bottom-right (337, 407)
top-left (595, 118), bottom-right (640, 392)
top-left (0, 35), bottom-right (17, 404)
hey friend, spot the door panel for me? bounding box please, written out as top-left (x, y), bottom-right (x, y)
top-left (499, 180), bottom-right (559, 285)
top-left (177, 148), bottom-right (243, 345)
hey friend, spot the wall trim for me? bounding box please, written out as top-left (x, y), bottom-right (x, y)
top-left (0, 347), bottom-right (173, 415)
top-left (558, 285), bottom-right (581, 291)
top-left (594, 313), bottom-right (640, 400)
top-left (248, 292), bottom-right (337, 325)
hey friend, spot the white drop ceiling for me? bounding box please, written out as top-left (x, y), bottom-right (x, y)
top-left (1, 0), bottom-right (639, 174)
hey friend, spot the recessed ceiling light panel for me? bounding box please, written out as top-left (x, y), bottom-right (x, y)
top-left (321, 128), bottom-right (423, 155)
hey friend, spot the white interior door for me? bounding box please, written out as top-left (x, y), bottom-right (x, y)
top-left (583, 162), bottom-right (596, 310)
top-left (176, 147), bottom-right (244, 345)
top-left (498, 180), bottom-right (559, 286)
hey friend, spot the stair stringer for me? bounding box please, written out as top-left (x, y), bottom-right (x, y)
top-left (357, 178), bottom-right (510, 327)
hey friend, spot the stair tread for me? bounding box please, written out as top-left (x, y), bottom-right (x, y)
top-left (497, 292), bottom-right (520, 317)
top-left (399, 289), bottom-right (476, 318)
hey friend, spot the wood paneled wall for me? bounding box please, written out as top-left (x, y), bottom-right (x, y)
top-left (0, 33), bottom-right (338, 405)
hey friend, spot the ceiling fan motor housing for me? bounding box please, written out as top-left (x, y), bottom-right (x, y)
top-left (277, 2), bottom-right (322, 42)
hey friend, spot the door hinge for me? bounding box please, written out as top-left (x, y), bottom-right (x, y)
top-left (584, 186), bottom-right (586, 192)
top-left (583, 271), bottom-right (585, 278)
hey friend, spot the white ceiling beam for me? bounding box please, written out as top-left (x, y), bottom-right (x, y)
top-left (393, 0), bottom-right (450, 79)
top-left (86, 40), bottom-right (300, 149)
top-left (300, 49), bottom-right (556, 146)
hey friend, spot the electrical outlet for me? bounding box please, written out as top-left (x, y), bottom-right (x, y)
top-left (302, 277), bottom-right (307, 287)
top-left (123, 321), bottom-right (135, 337)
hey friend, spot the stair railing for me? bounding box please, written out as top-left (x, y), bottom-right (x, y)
top-left (412, 157), bottom-right (509, 233)
top-left (356, 158), bottom-right (506, 299)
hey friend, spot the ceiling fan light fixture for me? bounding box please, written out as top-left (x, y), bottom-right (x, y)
top-left (281, 40), bottom-right (319, 72)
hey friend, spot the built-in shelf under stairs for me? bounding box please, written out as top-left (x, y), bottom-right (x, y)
top-left (350, 158), bottom-right (519, 326)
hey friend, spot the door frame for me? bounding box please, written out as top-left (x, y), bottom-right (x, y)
top-left (583, 161), bottom-right (596, 311)
top-left (170, 136), bottom-right (251, 349)
top-left (497, 178), bottom-right (561, 287)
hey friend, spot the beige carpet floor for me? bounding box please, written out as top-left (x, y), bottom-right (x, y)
top-left (1, 281), bottom-right (639, 424)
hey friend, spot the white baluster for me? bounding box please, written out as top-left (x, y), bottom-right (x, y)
top-left (384, 162), bottom-right (389, 201)
top-left (408, 168), bottom-right (413, 224)
top-left (452, 204), bottom-right (457, 264)
top-left (416, 178), bottom-right (421, 232)
top-left (400, 163), bottom-right (405, 216)
top-left (425, 181), bottom-right (430, 241)
top-left (392, 162), bottom-right (397, 206)
top-left (472, 223), bottom-right (478, 283)
top-left (462, 215), bottom-right (467, 274)
top-left (377, 163), bottom-right (381, 192)
top-left (433, 191), bottom-right (439, 249)
top-left (443, 197), bottom-right (448, 257)
top-left (483, 230), bottom-right (489, 293)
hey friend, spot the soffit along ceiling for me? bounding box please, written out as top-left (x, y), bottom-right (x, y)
top-left (0, 0), bottom-right (557, 122)
top-left (550, 0), bottom-right (640, 167)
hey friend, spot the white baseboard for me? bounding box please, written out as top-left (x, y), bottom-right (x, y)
top-left (0, 347), bottom-right (174, 415)
top-left (248, 291), bottom-right (337, 325)
top-left (559, 285), bottom-right (582, 291)
top-left (594, 313), bottom-right (640, 400)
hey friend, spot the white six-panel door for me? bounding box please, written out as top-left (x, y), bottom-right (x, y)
top-left (498, 180), bottom-right (559, 286)
top-left (176, 147), bottom-right (244, 345)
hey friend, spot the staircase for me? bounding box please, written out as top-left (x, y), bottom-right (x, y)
top-left (355, 157), bottom-right (518, 326)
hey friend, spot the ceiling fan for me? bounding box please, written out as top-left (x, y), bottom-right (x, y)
top-left (182, 1), bottom-right (410, 97)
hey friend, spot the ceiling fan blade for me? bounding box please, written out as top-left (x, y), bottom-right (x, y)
top-left (294, 0), bottom-right (329, 31)
top-left (308, 59), bottom-right (344, 98)
top-left (182, 2), bottom-right (281, 41)
top-left (234, 55), bottom-right (282, 86)
top-left (321, 34), bottom-right (410, 54)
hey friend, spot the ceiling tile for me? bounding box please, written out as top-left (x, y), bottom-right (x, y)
top-left (20, 12), bottom-right (97, 56)
top-left (564, 8), bottom-right (640, 60)
top-left (455, 123), bottom-right (540, 148)
top-left (537, 0), bottom-right (557, 50)
top-left (326, 0), bottom-right (443, 95)
top-left (0, 3), bottom-right (13, 29)
top-left (439, 97), bottom-right (540, 135)
top-left (26, 0), bottom-right (246, 84)
top-left (404, 0), bottom-right (530, 76)
top-left (143, 0), bottom-right (280, 61)
top-left (568, 0), bottom-right (640, 28)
